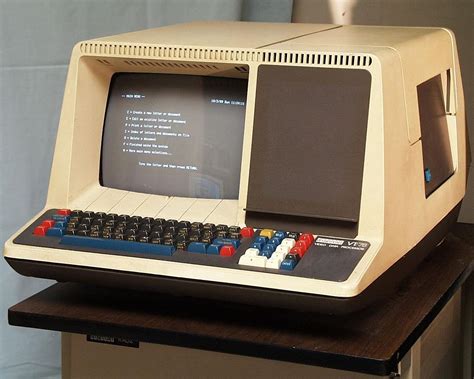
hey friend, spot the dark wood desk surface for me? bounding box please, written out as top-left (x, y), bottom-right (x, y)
top-left (8, 224), bottom-right (474, 376)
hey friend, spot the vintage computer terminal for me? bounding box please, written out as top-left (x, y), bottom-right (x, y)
top-left (4, 22), bottom-right (467, 313)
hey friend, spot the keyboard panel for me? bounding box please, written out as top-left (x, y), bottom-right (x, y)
top-left (13, 209), bottom-right (370, 282)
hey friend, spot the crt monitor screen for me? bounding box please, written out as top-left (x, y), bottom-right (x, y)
top-left (100, 73), bottom-right (248, 199)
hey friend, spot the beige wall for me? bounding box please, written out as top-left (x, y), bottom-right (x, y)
top-left (292, 0), bottom-right (474, 223)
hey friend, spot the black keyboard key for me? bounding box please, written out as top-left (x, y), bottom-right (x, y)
top-left (138, 224), bottom-right (151, 233)
top-left (137, 231), bottom-right (149, 238)
top-left (117, 214), bottom-right (130, 222)
top-left (105, 219), bottom-right (116, 227)
top-left (141, 217), bottom-right (154, 224)
top-left (90, 224), bottom-right (102, 232)
top-left (165, 219), bottom-right (178, 227)
top-left (77, 230), bottom-right (89, 237)
top-left (216, 230), bottom-right (228, 239)
top-left (216, 224), bottom-right (228, 232)
top-left (229, 232), bottom-right (241, 240)
top-left (130, 216), bottom-right (142, 224)
top-left (176, 234), bottom-right (188, 243)
top-left (77, 223), bottom-right (89, 231)
top-left (153, 218), bottom-right (165, 226)
top-left (89, 230), bottom-right (101, 238)
top-left (286, 231), bottom-right (300, 240)
top-left (203, 223), bottom-right (216, 232)
top-left (70, 210), bottom-right (83, 218)
top-left (127, 222), bottom-right (139, 230)
top-left (201, 236), bottom-right (213, 244)
top-left (164, 238), bottom-right (176, 247)
top-left (150, 230), bottom-right (163, 239)
top-left (70, 216), bottom-right (81, 224)
top-left (229, 226), bottom-right (241, 234)
top-left (177, 221), bottom-right (191, 229)
top-left (95, 212), bottom-right (106, 219)
top-left (191, 222), bottom-right (203, 230)
top-left (177, 240), bottom-right (189, 250)
top-left (138, 235), bottom-right (149, 243)
top-left (114, 226), bottom-right (125, 234)
top-left (66, 228), bottom-right (76, 235)
top-left (82, 211), bottom-right (95, 218)
top-left (106, 213), bottom-right (118, 220)
top-left (125, 229), bottom-right (137, 237)
top-left (81, 217), bottom-right (93, 225)
top-left (151, 237), bottom-right (164, 244)
top-left (113, 232), bottom-right (125, 240)
top-left (165, 226), bottom-right (177, 235)
top-left (126, 235), bottom-right (137, 242)
top-left (152, 225), bottom-right (164, 234)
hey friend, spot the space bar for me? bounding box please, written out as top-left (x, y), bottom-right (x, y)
top-left (60, 235), bottom-right (175, 256)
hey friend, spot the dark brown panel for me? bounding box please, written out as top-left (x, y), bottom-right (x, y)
top-left (246, 66), bottom-right (371, 224)
top-left (418, 74), bottom-right (454, 196)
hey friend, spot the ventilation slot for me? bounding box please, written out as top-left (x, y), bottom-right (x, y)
top-left (262, 51), bottom-right (372, 67)
top-left (235, 66), bottom-right (249, 73)
top-left (79, 42), bottom-right (261, 63)
top-left (122, 60), bottom-right (222, 71)
top-left (96, 59), bottom-right (112, 66)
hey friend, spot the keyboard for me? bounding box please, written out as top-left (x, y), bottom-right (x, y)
top-left (29, 209), bottom-right (315, 271)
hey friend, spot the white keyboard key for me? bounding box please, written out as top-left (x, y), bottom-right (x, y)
top-left (266, 256), bottom-right (283, 269)
top-left (239, 255), bottom-right (253, 266)
top-left (275, 245), bottom-right (291, 255)
top-left (238, 255), bottom-right (267, 268)
top-left (281, 238), bottom-right (296, 248)
top-left (245, 248), bottom-right (260, 257)
top-left (250, 256), bottom-right (267, 268)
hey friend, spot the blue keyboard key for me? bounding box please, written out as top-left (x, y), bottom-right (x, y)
top-left (280, 258), bottom-right (297, 270)
top-left (54, 221), bottom-right (67, 228)
top-left (263, 243), bottom-right (277, 253)
top-left (269, 237), bottom-right (282, 246)
top-left (254, 236), bottom-right (268, 244)
top-left (251, 241), bottom-right (264, 251)
top-left (207, 244), bottom-right (222, 255)
top-left (60, 235), bottom-right (175, 256)
top-left (188, 242), bottom-right (209, 254)
top-left (274, 231), bottom-right (286, 240)
top-left (212, 238), bottom-right (241, 248)
top-left (52, 215), bottom-right (70, 222)
top-left (259, 249), bottom-right (273, 258)
top-left (46, 227), bottom-right (65, 237)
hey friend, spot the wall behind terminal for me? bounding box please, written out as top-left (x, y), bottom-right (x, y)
top-left (292, 0), bottom-right (474, 223)
top-left (0, 1), bottom-right (293, 376)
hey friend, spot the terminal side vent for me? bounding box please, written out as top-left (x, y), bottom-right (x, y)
top-left (261, 51), bottom-right (373, 67)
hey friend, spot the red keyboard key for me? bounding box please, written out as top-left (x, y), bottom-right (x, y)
top-left (41, 219), bottom-right (55, 228)
top-left (57, 209), bottom-right (71, 216)
top-left (241, 227), bottom-right (254, 238)
top-left (299, 233), bottom-right (314, 246)
top-left (290, 246), bottom-right (305, 257)
top-left (220, 245), bottom-right (236, 257)
top-left (33, 226), bottom-right (48, 236)
top-left (295, 239), bottom-right (309, 252)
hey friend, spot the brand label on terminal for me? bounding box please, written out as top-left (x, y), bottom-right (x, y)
top-left (314, 236), bottom-right (370, 252)
top-left (87, 335), bottom-right (139, 348)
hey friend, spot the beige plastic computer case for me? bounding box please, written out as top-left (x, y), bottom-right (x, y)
top-left (4, 22), bottom-right (467, 313)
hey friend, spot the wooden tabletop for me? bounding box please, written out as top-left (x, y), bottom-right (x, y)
top-left (8, 223), bottom-right (474, 376)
